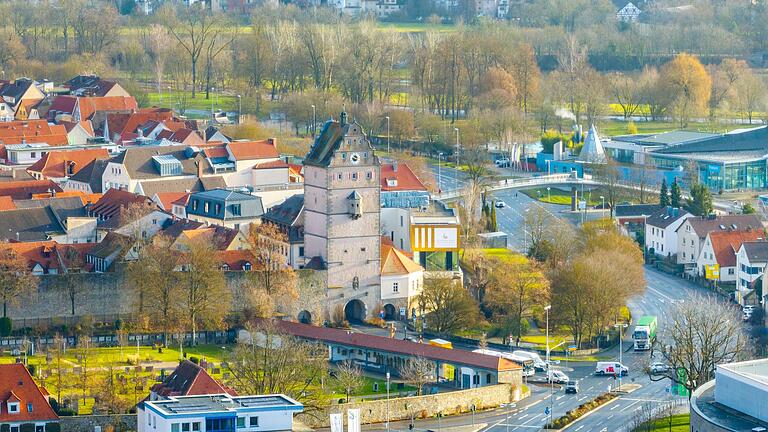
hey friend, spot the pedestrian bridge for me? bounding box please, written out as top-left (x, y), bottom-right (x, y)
top-left (435, 173), bottom-right (597, 201)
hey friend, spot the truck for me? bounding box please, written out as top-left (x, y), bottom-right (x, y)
top-left (633, 315), bottom-right (657, 351)
top-left (513, 350), bottom-right (548, 372)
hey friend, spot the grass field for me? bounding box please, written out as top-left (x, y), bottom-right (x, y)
top-left (640, 414), bottom-right (690, 432)
top-left (146, 90), bottom-right (238, 112)
top-left (599, 118), bottom-right (742, 137)
top-left (520, 186), bottom-right (609, 206)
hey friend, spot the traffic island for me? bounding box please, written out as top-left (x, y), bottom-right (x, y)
top-left (542, 392), bottom-right (619, 430)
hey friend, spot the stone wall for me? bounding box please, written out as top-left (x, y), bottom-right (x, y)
top-left (60, 415), bottom-right (136, 432)
top-left (298, 384), bottom-right (523, 428)
top-left (8, 267), bottom-right (328, 328)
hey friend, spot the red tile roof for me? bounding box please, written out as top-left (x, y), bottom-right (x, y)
top-left (227, 139), bottom-right (279, 161)
top-left (381, 244), bottom-right (422, 275)
top-left (47, 95), bottom-right (78, 118)
top-left (709, 229), bottom-right (766, 267)
top-left (204, 147), bottom-right (229, 159)
top-left (381, 163), bottom-right (427, 192)
top-left (0, 120), bottom-right (70, 159)
top-left (263, 319), bottom-right (520, 372)
top-left (77, 96), bottom-right (138, 120)
top-left (89, 188), bottom-right (154, 219)
top-left (216, 250), bottom-right (255, 270)
top-left (0, 195), bottom-right (16, 211)
top-left (154, 192), bottom-right (190, 211)
top-left (26, 148), bottom-right (110, 179)
top-left (0, 180), bottom-right (63, 200)
top-left (106, 110), bottom-right (174, 142)
top-left (149, 360), bottom-right (236, 399)
top-left (0, 364), bottom-right (59, 422)
top-left (59, 120), bottom-right (95, 136)
top-left (157, 128), bottom-right (204, 145)
top-left (252, 160), bottom-right (288, 170)
top-left (0, 241), bottom-right (95, 273)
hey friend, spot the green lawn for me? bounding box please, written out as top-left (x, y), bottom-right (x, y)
top-left (641, 414), bottom-right (690, 432)
top-left (598, 118), bottom-right (741, 137)
top-left (146, 90), bottom-right (238, 112)
top-left (521, 186), bottom-right (607, 206)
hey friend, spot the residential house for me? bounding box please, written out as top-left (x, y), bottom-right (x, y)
top-left (138, 394), bottom-right (303, 432)
top-left (644, 206), bottom-right (692, 258)
top-left (87, 188), bottom-right (172, 240)
top-left (148, 360), bottom-right (237, 402)
top-left (380, 243), bottom-right (424, 320)
top-left (13, 195), bottom-right (98, 243)
top-left (617, 1), bottom-right (641, 22)
top-left (0, 241), bottom-right (95, 275)
top-left (379, 162), bottom-right (431, 252)
top-left (614, 204), bottom-right (661, 230)
top-left (0, 180), bottom-right (62, 200)
top-left (736, 241), bottom-right (768, 305)
top-left (410, 201), bottom-right (462, 278)
top-left (101, 108), bottom-right (175, 144)
top-left (64, 159), bottom-right (109, 194)
top-left (185, 189), bottom-right (264, 232)
top-left (156, 128), bottom-right (204, 146)
top-left (261, 193), bottom-right (305, 269)
top-left (676, 214), bottom-right (764, 274)
top-left (59, 120), bottom-right (95, 145)
top-left (85, 231), bottom-right (136, 272)
top-left (170, 225), bottom-right (248, 251)
top-left (26, 148), bottom-right (110, 183)
top-left (65, 76), bottom-right (130, 98)
top-left (223, 139), bottom-right (282, 187)
top-left (203, 126), bottom-right (230, 143)
top-left (0, 364), bottom-right (59, 432)
top-left (46, 95), bottom-right (137, 123)
top-left (0, 120), bottom-right (69, 165)
top-left (0, 78), bottom-right (45, 121)
top-left (216, 250), bottom-right (255, 271)
top-left (697, 229), bottom-right (765, 283)
top-left (152, 192), bottom-right (190, 214)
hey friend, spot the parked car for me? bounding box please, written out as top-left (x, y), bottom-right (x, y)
top-left (495, 201), bottom-right (507, 208)
top-left (650, 362), bottom-right (670, 375)
top-left (495, 158), bottom-right (510, 167)
top-left (547, 370), bottom-right (569, 384)
top-left (564, 380), bottom-right (579, 394)
top-left (743, 305), bottom-right (756, 313)
top-left (595, 362), bottom-right (629, 376)
top-left (513, 350), bottom-right (548, 371)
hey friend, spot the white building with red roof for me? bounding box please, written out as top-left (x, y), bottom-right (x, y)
top-left (0, 364), bottom-right (59, 432)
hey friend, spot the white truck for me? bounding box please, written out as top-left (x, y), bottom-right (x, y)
top-left (595, 361), bottom-right (629, 376)
top-left (513, 350), bottom-right (548, 372)
top-left (473, 349), bottom-right (535, 377)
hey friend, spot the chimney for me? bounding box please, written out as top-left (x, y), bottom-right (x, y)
top-left (268, 137), bottom-right (277, 146)
top-left (195, 160), bottom-right (202, 178)
top-left (392, 161), bottom-right (398, 172)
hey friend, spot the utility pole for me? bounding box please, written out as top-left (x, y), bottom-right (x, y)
top-left (386, 116), bottom-right (391, 155)
top-left (454, 127), bottom-right (460, 190)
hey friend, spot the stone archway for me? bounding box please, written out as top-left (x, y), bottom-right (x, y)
top-left (344, 299), bottom-right (367, 323)
top-left (383, 304), bottom-right (397, 320)
top-left (298, 310), bottom-right (312, 324)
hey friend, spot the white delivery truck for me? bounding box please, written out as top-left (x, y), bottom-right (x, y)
top-left (473, 349), bottom-right (535, 377)
top-left (595, 361), bottom-right (629, 376)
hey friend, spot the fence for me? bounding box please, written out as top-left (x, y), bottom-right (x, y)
top-left (0, 330), bottom-right (237, 350)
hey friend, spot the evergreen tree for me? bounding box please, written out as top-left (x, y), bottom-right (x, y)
top-left (670, 179), bottom-right (682, 208)
top-left (490, 204), bottom-right (497, 231)
top-left (659, 178), bottom-right (670, 206)
top-left (686, 183), bottom-right (713, 216)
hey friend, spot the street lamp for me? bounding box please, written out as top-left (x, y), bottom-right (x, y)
top-left (600, 195), bottom-right (606, 217)
top-left (311, 104), bottom-right (317, 138)
top-left (544, 304), bottom-right (552, 425)
top-left (237, 95), bottom-right (242, 124)
top-left (454, 127), bottom-right (460, 190)
top-left (385, 116), bottom-right (391, 155)
top-left (547, 187), bottom-right (551, 202)
top-left (614, 323), bottom-right (629, 391)
top-left (211, 87), bottom-right (215, 115)
top-left (386, 372), bottom-right (390, 432)
top-left (438, 152), bottom-right (443, 194)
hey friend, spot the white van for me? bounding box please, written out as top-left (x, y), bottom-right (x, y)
top-left (513, 350), bottom-right (548, 371)
top-left (547, 370), bottom-right (569, 384)
top-left (595, 362), bottom-right (629, 376)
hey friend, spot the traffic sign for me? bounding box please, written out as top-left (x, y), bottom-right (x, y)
top-left (568, 345), bottom-right (577, 351)
top-left (544, 407), bottom-right (550, 415)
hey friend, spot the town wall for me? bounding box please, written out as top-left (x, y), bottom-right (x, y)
top-left (60, 415), bottom-right (137, 432)
top-left (298, 384), bottom-right (526, 428)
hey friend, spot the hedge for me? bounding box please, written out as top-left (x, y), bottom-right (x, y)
top-left (45, 423), bottom-right (61, 432)
top-left (544, 392), bottom-right (617, 429)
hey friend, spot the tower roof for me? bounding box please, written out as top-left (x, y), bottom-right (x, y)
top-left (304, 115), bottom-right (370, 167)
top-left (577, 124), bottom-right (607, 164)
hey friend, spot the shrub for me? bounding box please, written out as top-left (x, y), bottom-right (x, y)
top-left (626, 121), bottom-right (638, 135)
top-left (27, 364), bottom-right (36, 377)
top-left (366, 317), bottom-right (387, 328)
top-left (56, 408), bottom-right (77, 417)
top-left (0, 317), bottom-right (12, 337)
top-left (189, 356), bottom-right (199, 364)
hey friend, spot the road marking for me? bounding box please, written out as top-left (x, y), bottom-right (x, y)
top-left (610, 404), bottom-right (620, 411)
top-left (607, 415), bottom-right (614, 420)
top-left (646, 285), bottom-right (675, 302)
top-left (574, 426), bottom-right (584, 431)
top-left (556, 395), bottom-right (565, 400)
top-left (519, 414), bottom-right (528, 420)
top-left (578, 396), bottom-right (588, 402)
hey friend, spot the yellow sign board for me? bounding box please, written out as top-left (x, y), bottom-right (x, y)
top-left (705, 264), bottom-right (720, 280)
top-left (411, 225), bottom-right (460, 252)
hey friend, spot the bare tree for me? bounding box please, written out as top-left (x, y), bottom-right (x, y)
top-left (334, 361), bottom-right (364, 402)
top-left (650, 294), bottom-right (750, 398)
top-left (0, 246), bottom-right (37, 318)
top-left (398, 356), bottom-right (435, 396)
top-left (179, 239), bottom-right (230, 345)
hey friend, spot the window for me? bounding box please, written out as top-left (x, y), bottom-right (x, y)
top-left (352, 172), bottom-right (358, 181)
top-left (232, 204), bottom-right (242, 216)
top-left (35, 426), bottom-right (43, 432)
top-left (486, 373), bottom-right (492, 384)
top-left (250, 417), bottom-right (259, 427)
top-left (728, 268), bottom-right (735, 275)
top-left (8, 402), bottom-right (19, 413)
top-left (31, 152), bottom-right (36, 158)
top-left (172, 424), bottom-right (180, 432)
top-left (400, 215), bottom-right (404, 227)
top-left (204, 202), bottom-right (209, 213)
top-left (182, 423), bottom-right (190, 432)
top-left (393, 282), bottom-right (399, 293)
top-left (342, 153), bottom-right (347, 160)
top-left (338, 173), bottom-right (343, 180)
top-left (192, 200), bottom-right (198, 211)
top-left (27, 403), bottom-right (33, 412)
top-left (215, 204), bottom-right (221, 214)
top-left (237, 418), bottom-right (245, 429)
top-left (10, 427), bottom-right (19, 432)
top-left (243, 262), bottom-right (252, 271)
top-left (367, 171), bottom-right (373, 180)
top-left (192, 423), bottom-right (200, 431)
top-left (299, 246), bottom-right (305, 257)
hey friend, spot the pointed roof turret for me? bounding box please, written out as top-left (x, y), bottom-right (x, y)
top-left (578, 124), bottom-right (607, 164)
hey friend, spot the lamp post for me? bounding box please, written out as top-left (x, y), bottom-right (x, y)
top-left (386, 372), bottom-right (390, 432)
top-left (385, 116), bottom-right (391, 155)
top-left (311, 104), bottom-right (317, 137)
top-left (237, 95), bottom-right (242, 124)
top-left (544, 304), bottom-right (552, 425)
top-left (547, 187), bottom-right (551, 202)
top-left (600, 195), bottom-right (606, 217)
top-left (454, 127), bottom-right (460, 190)
top-left (210, 87), bottom-right (215, 116)
top-left (438, 152), bottom-right (443, 193)
top-left (614, 323), bottom-right (628, 390)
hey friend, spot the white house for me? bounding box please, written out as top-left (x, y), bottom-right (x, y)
top-left (138, 394), bottom-right (303, 432)
top-left (676, 214), bottom-right (764, 274)
top-left (735, 241), bottom-right (768, 305)
top-left (380, 243), bottom-right (424, 320)
top-left (696, 230), bottom-right (764, 283)
top-left (644, 207), bottom-right (691, 258)
top-left (617, 2), bottom-right (641, 22)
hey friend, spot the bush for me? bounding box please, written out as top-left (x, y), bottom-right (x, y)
top-left (0, 317), bottom-right (12, 337)
top-left (189, 356), bottom-right (199, 364)
top-left (56, 408), bottom-right (77, 417)
top-left (27, 364), bottom-right (36, 377)
top-left (544, 392), bottom-right (617, 429)
top-left (366, 317), bottom-right (387, 328)
top-left (626, 121), bottom-right (638, 135)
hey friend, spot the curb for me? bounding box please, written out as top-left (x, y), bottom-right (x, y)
top-left (541, 394), bottom-right (622, 431)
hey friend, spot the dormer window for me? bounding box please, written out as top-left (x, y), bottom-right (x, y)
top-left (386, 178), bottom-right (397, 187)
top-left (347, 191), bottom-right (362, 220)
top-left (243, 262), bottom-right (252, 271)
top-left (8, 402), bottom-right (20, 413)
